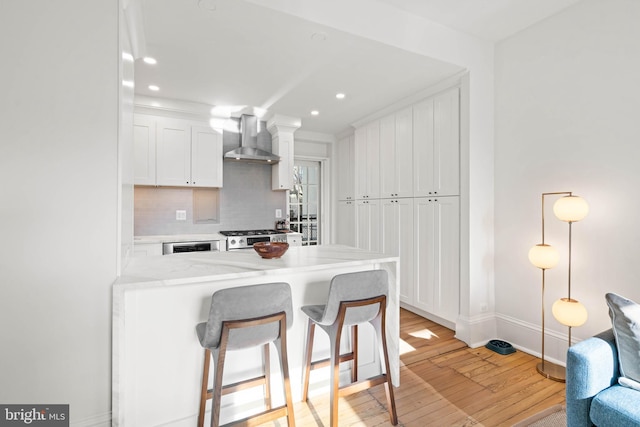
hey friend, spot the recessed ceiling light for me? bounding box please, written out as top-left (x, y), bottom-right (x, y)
top-left (148, 85), bottom-right (159, 91)
top-left (310, 32), bottom-right (327, 42)
top-left (311, 110), bottom-right (319, 116)
top-left (336, 93), bottom-right (346, 99)
top-left (143, 57), bottom-right (157, 65)
top-left (198, 0), bottom-right (216, 11)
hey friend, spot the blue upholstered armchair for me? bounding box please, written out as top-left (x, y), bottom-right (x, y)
top-left (566, 329), bottom-right (640, 426)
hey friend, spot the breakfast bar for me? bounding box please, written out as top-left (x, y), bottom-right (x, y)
top-left (112, 245), bottom-right (399, 426)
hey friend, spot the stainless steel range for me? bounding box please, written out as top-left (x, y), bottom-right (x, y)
top-left (220, 229), bottom-right (288, 250)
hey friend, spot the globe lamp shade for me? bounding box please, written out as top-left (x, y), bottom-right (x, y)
top-left (553, 195), bottom-right (589, 222)
top-left (552, 298), bottom-right (588, 327)
top-left (528, 244), bottom-right (560, 269)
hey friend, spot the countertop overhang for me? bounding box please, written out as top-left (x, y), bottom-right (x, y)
top-left (116, 244), bottom-right (398, 288)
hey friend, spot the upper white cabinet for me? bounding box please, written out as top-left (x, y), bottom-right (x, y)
top-left (337, 134), bottom-right (355, 201)
top-left (133, 114), bottom-right (223, 188)
top-left (191, 126), bottom-right (224, 187)
top-left (413, 88), bottom-right (460, 197)
top-left (133, 115), bottom-right (157, 185)
top-left (380, 107), bottom-right (413, 199)
top-left (267, 115), bottom-right (301, 191)
top-left (271, 135), bottom-right (293, 190)
top-left (156, 118), bottom-right (191, 186)
top-left (354, 121), bottom-right (380, 200)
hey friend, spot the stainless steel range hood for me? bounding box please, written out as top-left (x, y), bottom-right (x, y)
top-left (224, 114), bottom-right (280, 164)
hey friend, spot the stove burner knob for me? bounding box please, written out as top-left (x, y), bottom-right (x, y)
top-left (230, 239), bottom-right (236, 245)
top-left (239, 239), bottom-right (245, 245)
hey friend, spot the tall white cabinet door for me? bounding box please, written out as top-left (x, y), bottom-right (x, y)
top-left (336, 200), bottom-right (356, 247)
top-left (354, 121), bottom-right (380, 199)
top-left (380, 114), bottom-right (396, 198)
top-left (366, 122), bottom-right (381, 199)
top-left (337, 135), bottom-right (355, 201)
top-left (412, 99), bottom-right (435, 197)
top-left (394, 107), bottom-right (414, 198)
top-left (413, 196), bottom-right (460, 323)
top-left (436, 196), bottom-right (460, 322)
top-left (356, 199), bottom-right (381, 252)
top-left (156, 119), bottom-right (191, 186)
top-left (191, 126), bottom-right (223, 188)
top-left (133, 115), bottom-right (156, 185)
top-left (433, 88), bottom-right (460, 196)
top-left (382, 198), bottom-right (414, 303)
top-left (381, 108), bottom-right (414, 199)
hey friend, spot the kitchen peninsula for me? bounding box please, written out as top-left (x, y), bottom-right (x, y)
top-left (113, 245), bottom-right (399, 426)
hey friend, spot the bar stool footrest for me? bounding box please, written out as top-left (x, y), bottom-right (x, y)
top-left (338, 374), bottom-right (389, 398)
top-left (222, 405), bottom-right (289, 427)
top-left (309, 353), bottom-right (355, 371)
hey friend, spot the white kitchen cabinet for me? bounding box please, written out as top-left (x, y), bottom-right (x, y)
top-left (412, 196), bottom-right (460, 323)
top-left (336, 200), bottom-right (356, 247)
top-left (135, 114), bottom-right (223, 188)
top-left (354, 121), bottom-right (380, 200)
top-left (156, 118), bottom-right (191, 186)
top-left (356, 199), bottom-right (381, 252)
top-left (336, 134), bottom-right (355, 201)
top-left (191, 126), bottom-right (223, 187)
top-left (413, 88), bottom-right (460, 197)
top-left (382, 198), bottom-right (414, 304)
top-left (268, 117), bottom-right (299, 191)
top-left (133, 115), bottom-right (156, 185)
top-left (380, 108), bottom-right (413, 199)
top-left (272, 136), bottom-right (293, 190)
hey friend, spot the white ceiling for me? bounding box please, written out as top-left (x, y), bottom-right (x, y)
top-left (135, 0), bottom-right (581, 135)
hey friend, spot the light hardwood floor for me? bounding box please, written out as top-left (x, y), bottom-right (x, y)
top-left (289, 308), bottom-right (566, 427)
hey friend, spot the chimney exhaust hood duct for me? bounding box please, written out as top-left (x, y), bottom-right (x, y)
top-left (224, 114), bottom-right (280, 164)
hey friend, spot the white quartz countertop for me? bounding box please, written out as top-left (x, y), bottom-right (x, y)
top-left (116, 245), bottom-right (397, 288)
top-left (133, 233), bottom-right (227, 244)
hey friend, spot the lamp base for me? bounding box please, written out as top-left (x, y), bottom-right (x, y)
top-left (536, 361), bottom-right (566, 382)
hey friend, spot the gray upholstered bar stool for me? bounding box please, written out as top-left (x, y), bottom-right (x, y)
top-left (301, 269), bottom-right (398, 426)
top-left (196, 282), bottom-right (296, 427)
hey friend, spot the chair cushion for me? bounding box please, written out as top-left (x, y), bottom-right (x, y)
top-left (198, 282), bottom-right (293, 350)
top-left (606, 293), bottom-right (640, 391)
top-left (590, 384), bottom-right (640, 427)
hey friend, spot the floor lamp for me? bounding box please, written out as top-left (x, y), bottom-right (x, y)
top-left (528, 192), bottom-right (589, 382)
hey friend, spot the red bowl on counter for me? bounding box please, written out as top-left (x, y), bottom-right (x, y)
top-left (253, 242), bottom-right (289, 259)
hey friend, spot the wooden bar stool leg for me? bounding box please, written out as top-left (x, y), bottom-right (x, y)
top-left (212, 332), bottom-right (230, 427)
top-left (329, 322), bottom-right (343, 427)
top-left (374, 313), bottom-right (398, 425)
top-left (198, 349), bottom-right (211, 427)
top-left (263, 343), bottom-right (271, 410)
top-left (302, 318), bottom-right (315, 402)
top-left (277, 325), bottom-right (296, 427)
top-left (351, 324), bottom-right (358, 383)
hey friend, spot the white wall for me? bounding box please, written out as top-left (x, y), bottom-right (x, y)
top-left (0, 0), bottom-right (120, 424)
top-left (494, 0), bottom-right (640, 363)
